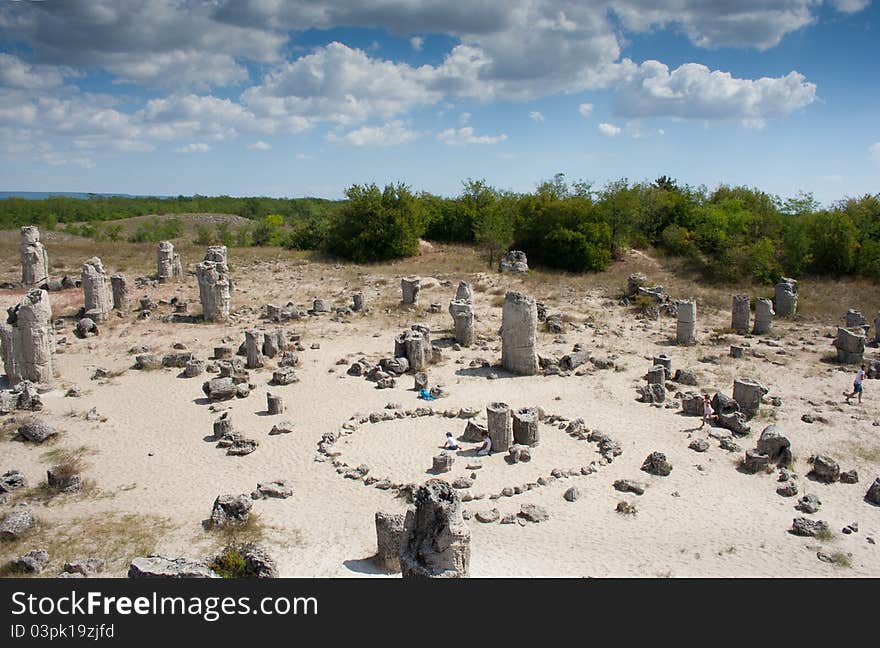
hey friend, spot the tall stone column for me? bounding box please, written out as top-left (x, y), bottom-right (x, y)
top-left (501, 291), bottom-right (538, 375)
top-left (0, 289), bottom-right (54, 385)
top-left (196, 260), bottom-right (231, 322)
top-left (156, 241), bottom-right (175, 283)
top-left (20, 226), bottom-right (49, 288)
top-left (486, 402), bottom-right (512, 453)
top-left (244, 330), bottom-right (264, 369)
top-left (401, 277), bottom-right (421, 305)
top-left (731, 294), bottom-right (750, 333)
top-left (753, 298), bottom-right (774, 334)
top-left (448, 300), bottom-right (474, 347)
top-left (774, 278), bottom-right (798, 317)
top-left (512, 407), bottom-right (539, 446)
top-left (82, 257), bottom-right (112, 322)
top-left (374, 512), bottom-right (405, 572)
top-left (675, 300), bottom-right (696, 345)
top-left (399, 480), bottom-right (470, 579)
top-left (110, 274), bottom-right (130, 311)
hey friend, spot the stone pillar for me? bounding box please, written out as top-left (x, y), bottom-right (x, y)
top-left (266, 393), bottom-right (284, 415)
top-left (845, 309), bottom-right (867, 329)
top-left (651, 353), bottom-right (672, 378)
top-left (501, 291), bottom-right (538, 376)
top-left (833, 327), bottom-right (865, 364)
top-left (0, 289), bottom-right (54, 385)
top-left (512, 407), bottom-right (539, 446)
top-left (352, 292), bottom-right (365, 311)
top-left (733, 378), bottom-right (768, 419)
top-left (204, 246), bottom-right (228, 264)
top-left (244, 330), bottom-right (264, 369)
top-left (486, 402), bottom-right (512, 453)
top-left (627, 273), bottom-right (647, 297)
top-left (156, 241), bottom-right (175, 283)
top-left (455, 281), bottom-right (473, 302)
top-left (172, 253), bottom-right (183, 280)
top-left (399, 480), bottom-right (470, 578)
top-left (82, 257), bottom-right (112, 322)
top-left (774, 278), bottom-right (798, 317)
top-left (20, 226), bottom-right (49, 287)
top-left (374, 512), bottom-right (405, 572)
top-left (213, 413), bottom-right (233, 440)
top-left (448, 300), bottom-right (474, 347)
top-left (646, 365), bottom-right (666, 385)
top-left (196, 260), bottom-right (231, 322)
top-left (731, 294), bottom-right (750, 333)
top-left (404, 332), bottom-right (428, 371)
top-left (675, 300), bottom-right (696, 345)
top-left (262, 330), bottom-right (286, 359)
top-left (753, 298), bottom-right (774, 334)
top-left (401, 277), bottom-right (420, 305)
top-left (110, 274), bottom-right (130, 311)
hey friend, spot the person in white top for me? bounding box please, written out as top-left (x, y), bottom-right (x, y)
top-left (700, 394), bottom-right (717, 428)
top-left (845, 364), bottom-right (867, 404)
top-left (476, 430), bottom-right (491, 456)
top-left (443, 431), bottom-right (459, 450)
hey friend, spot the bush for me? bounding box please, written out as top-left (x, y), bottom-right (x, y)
top-left (209, 544), bottom-right (249, 578)
top-left (327, 183), bottom-right (424, 262)
top-left (128, 217), bottom-right (183, 243)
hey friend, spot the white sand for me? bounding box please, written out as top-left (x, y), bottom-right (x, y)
top-left (1, 253), bottom-right (879, 578)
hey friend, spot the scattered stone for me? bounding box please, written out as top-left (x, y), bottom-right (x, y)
top-left (614, 479), bottom-right (646, 496)
top-left (9, 549), bottom-right (49, 574)
top-left (210, 494), bottom-right (253, 527)
top-left (0, 504), bottom-right (35, 540)
top-left (641, 452), bottom-right (673, 476)
top-left (808, 454), bottom-right (840, 483)
top-left (251, 480), bottom-right (293, 500)
top-left (17, 418), bottom-right (57, 443)
top-left (518, 503), bottom-right (549, 522)
top-left (563, 487), bottom-right (579, 502)
top-left (689, 438), bottom-right (709, 452)
top-left (128, 555), bottom-right (218, 578)
top-left (790, 517), bottom-right (829, 537)
top-left (797, 494), bottom-right (822, 514)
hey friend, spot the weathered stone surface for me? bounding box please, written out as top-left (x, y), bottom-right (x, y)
top-left (486, 401), bottom-right (512, 453)
top-left (743, 449), bottom-right (770, 473)
top-left (244, 330), bottom-right (264, 369)
top-left (10, 549), bottom-right (49, 574)
top-left (162, 351), bottom-right (193, 368)
top-left (184, 359), bottom-right (205, 378)
top-left (196, 257), bottom-right (231, 322)
top-left (475, 508), bottom-right (500, 523)
top-left (266, 392), bottom-right (284, 415)
top-left (156, 241), bottom-right (178, 283)
top-left (639, 383), bottom-right (665, 404)
top-left (135, 353), bottom-right (162, 370)
top-left (731, 294), bottom-right (750, 333)
top-left (733, 378), bottom-right (768, 419)
top-left (753, 298), bottom-right (774, 334)
top-left (627, 273), bottom-right (647, 297)
top-left (756, 425), bottom-right (792, 467)
top-left (399, 479), bottom-right (470, 578)
top-left (110, 274), bottom-right (130, 311)
top-left (47, 466), bottom-right (82, 493)
top-left (775, 278), bottom-right (798, 317)
top-left (507, 444), bottom-right (531, 463)
top-left (730, 345), bottom-right (745, 358)
top-left (809, 454), bottom-right (840, 483)
top-left (432, 452), bottom-right (454, 473)
top-left (18, 418), bottom-right (57, 443)
top-left (797, 494), bottom-right (822, 514)
top-left (0, 504), bottom-right (34, 540)
top-left (401, 276), bottom-right (421, 305)
top-left (790, 517), bottom-right (829, 537)
top-left (641, 452), bottom-right (673, 476)
top-left (840, 470), bottom-right (859, 484)
top-left (271, 367), bottom-right (299, 386)
top-left (614, 479), bottom-right (646, 495)
top-left (845, 309), bottom-right (867, 329)
top-left (0, 470), bottom-right (27, 493)
top-left (351, 292), bottom-right (365, 311)
top-left (512, 407), bottom-right (539, 446)
top-left (251, 480), bottom-right (293, 500)
top-left (518, 503), bottom-right (549, 522)
top-left (63, 558), bottom-right (105, 577)
top-left (499, 250), bottom-right (529, 273)
top-left (202, 377), bottom-right (237, 401)
top-left (673, 368), bottom-right (698, 386)
top-left (865, 477), bottom-right (880, 505)
top-left (82, 257), bottom-right (112, 322)
top-left (374, 511), bottom-right (405, 572)
top-left (689, 438), bottom-right (709, 452)
top-left (833, 327), bottom-right (865, 364)
top-left (563, 487), bottom-right (579, 502)
top-left (675, 300), bottom-right (696, 345)
top-left (449, 300), bottom-right (474, 347)
top-left (210, 494), bottom-right (253, 527)
top-left (0, 289), bottom-right (55, 385)
top-left (462, 420), bottom-right (487, 443)
top-left (560, 351), bottom-right (591, 371)
top-left (646, 365), bottom-right (666, 385)
top-left (20, 226), bottom-right (49, 287)
top-left (128, 555), bottom-right (218, 578)
top-left (501, 291), bottom-right (538, 376)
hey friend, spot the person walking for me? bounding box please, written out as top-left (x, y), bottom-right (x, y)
top-left (845, 364), bottom-right (867, 404)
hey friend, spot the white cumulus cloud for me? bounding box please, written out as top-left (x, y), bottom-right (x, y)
top-left (598, 122), bottom-right (621, 136)
top-left (578, 102), bottom-right (594, 118)
top-left (247, 140), bottom-right (271, 150)
top-left (175, 142), bottom-right (210, 153)
top-left (437, 126), bottom-right (507, 145)
top-left (327, 120), bottom-right (420, 147)
top-left (529, 111), bottom-right (545, 123)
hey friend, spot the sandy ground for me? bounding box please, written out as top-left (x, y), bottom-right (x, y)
top-left (1, 245), bottom-right (879, 578)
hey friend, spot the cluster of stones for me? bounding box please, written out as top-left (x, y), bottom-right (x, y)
top-left (210, 412), bottom-right (258, 456)
top-left (196, 246), bottom-right (231, 322)
top-left (539, 346), bottom-right (616, 376)
top-left (317, 406), bottom-right (618, 508)
top-left (0, 381), bottom-right (44, 414)
top-left (201, 357), bottom-right (256, 401)
top-left (638, 354), bottom-right (698, 404)
top-left (448, 281), bottom-right (474, 347)
top-left (625, 273), bottom-right (670, 315)
top-left (156, 241), bottom-right (183, 283)
top-left (678, 378), bottom-right (768, 437)
top-left (498, 250), bottom-right (529, 273)
top-left (0, 289), bottom-right (55, 386)
top-left (128, 544), bottom-right (278, 579)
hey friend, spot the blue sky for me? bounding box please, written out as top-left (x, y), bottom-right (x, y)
top-left (0, 1), bottom-right (877, 205)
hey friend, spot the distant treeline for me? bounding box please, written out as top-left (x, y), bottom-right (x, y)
top-left (3, 177), bottom-right (879, 283)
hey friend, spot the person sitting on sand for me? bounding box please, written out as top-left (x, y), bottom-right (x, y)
top-left (701, 394), bottom-right (717, 427)
top-left (443, 431), bottom-right (459, 450)
top-left (476, 430), bottom-right (492, 456)
top-left (845, 364), bottom-right (867, 404)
